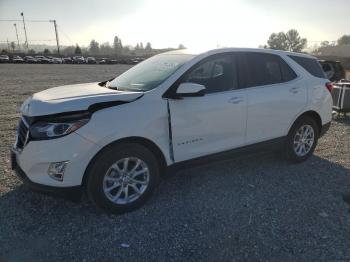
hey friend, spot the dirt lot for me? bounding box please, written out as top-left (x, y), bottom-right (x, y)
top-left (0, 64), bottom-right (350, 261)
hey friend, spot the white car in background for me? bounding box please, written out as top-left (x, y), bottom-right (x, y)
top-left (73, 56), bottom-right (86, 64)
top-left (0, 55), bottom-right (10, 63)
top-left (11, 48), bottom-right (332, 213)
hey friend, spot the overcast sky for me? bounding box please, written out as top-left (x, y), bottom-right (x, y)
top-left (0, 0), bottom-right (349, 49)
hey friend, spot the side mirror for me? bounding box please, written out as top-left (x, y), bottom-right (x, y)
top-left (175, 82), bottom-right (206, 98)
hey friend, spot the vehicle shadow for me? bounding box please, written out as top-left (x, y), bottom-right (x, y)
top-left (1, 152), bottom-right (350, 261)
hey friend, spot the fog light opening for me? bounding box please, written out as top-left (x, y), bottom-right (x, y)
top-left (48, 161), bottom-right (69, 181)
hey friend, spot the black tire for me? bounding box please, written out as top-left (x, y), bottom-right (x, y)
top-left (284, 116), bottom-right (319, 163)
top-left (86, 143), bottom-right (160, 214)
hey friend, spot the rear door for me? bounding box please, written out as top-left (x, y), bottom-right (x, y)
top-left (237, 52), bottom-right (307, 144)
top-left (169, 53), bottom-right (247, 162)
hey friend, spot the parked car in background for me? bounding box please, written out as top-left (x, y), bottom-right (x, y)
top-left (62, 57), bottom-right (73, 64)
top-left (0, 55), bottom-right (10, 63)
top-left (108, 59), bottom-right (118, 64)
top-left (12, 55), bottom-right (24, 63)
top-left (56, 58), bottom-right (63, 64)
top-left (98, 58), bottom-right (108, 64)
top-left (12, 48), bottom-right (332, 214)
top-left (98, 58), bottom-right (118, 64)
top-left (86, 57), bottom-right (96, 64)
top-left (133, 57), bottom-right (144, 64)
top-left (46, 56), bottom-right (62, 64)
top-left (35, 56), bottom-right (52, 64)
top-left (73, 56), bottom-right (86, 64)
top-left (319, 60), bottom-right (346, 82)
top-left (51, 57), bottom-right (63, 64)
top-left (129, 58), bottom-right (140, 65)
top-left (24, 56), bottom-right (37, 63)
top-left (46, 56), bottom-right (54, 63)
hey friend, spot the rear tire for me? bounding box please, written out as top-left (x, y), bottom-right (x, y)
top-left (285, 116), bottom-right (319, 162)
top-left (86, 143), bottom-right (160, 214)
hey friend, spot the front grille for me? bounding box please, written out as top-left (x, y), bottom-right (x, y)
top-left (16, 117), bottom-right (29, 150)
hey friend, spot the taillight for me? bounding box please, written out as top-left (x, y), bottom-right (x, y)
top-left (325, 82), bottom-right (333, 93)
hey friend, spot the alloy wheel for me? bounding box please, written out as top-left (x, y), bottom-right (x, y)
top-left (102, 157), bottom-right (150, 205)
top-left (293, 124), bottom-right (315, 157)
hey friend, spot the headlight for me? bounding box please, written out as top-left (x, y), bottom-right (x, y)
top-left (30, 119), bottom-right (89, 140)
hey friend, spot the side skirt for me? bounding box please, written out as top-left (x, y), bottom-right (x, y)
top-left (167, 137), bottom-right (286, 172)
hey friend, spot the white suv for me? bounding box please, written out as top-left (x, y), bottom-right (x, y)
top-left (11, 48), bottom-right (332, 213)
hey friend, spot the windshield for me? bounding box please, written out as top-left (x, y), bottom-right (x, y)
top-left (108, 54), bottom-right (194, 91)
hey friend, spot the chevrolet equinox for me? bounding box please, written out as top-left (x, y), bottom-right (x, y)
top-left (11, 48), bottom-right (332, 213)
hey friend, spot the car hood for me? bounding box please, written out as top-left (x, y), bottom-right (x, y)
top-left (21, 82), bottom-right (143, 117)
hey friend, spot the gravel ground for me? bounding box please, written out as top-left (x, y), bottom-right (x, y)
top-left (0, 64), bottom-right (350, 262)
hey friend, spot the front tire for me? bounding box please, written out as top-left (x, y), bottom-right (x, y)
top-left (285, 116), bottom-right (319, 162)
top-left (86, 143), bottom-right (160, 214)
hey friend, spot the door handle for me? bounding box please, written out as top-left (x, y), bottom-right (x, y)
top-left (228, 97), bottom-right (243, 104)
top-left (289, 87), bottom-right (300, 94)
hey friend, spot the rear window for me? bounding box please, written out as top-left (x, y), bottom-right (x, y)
top-left (288, 55), bottom-right (325, 78)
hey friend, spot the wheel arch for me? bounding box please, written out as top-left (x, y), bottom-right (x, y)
top-left (81, 136), bottom-right (168, 187)
top-left (289, 110), bottom-right (322, 135)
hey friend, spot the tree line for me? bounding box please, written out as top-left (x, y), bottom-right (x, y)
top-left (264, 29), bottom-right (350, 53)
top-left (61, 36), bottom-right (185, 57)
top-left (1, 34), bottom-right (186, 57)
top-left (3, 30), bottom-right (350, 56)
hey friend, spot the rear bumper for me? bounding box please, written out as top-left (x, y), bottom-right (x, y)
top-left (320, 122), bottom-right (331, 137)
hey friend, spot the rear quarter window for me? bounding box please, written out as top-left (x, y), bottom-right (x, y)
top-left (288, 55), bottom-right (325, 79)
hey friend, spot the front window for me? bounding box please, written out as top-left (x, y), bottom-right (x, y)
top-left (108, 54), bottom-right (194, 92)
top-left (184, 54), bottom-right (238, 93)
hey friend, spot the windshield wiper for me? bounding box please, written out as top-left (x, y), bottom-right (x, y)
top-left (107, 83), bottom-right (119, 90)
top-left (98, 77), bottom-right (115, 87)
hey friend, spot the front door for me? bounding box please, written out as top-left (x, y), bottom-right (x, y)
top-left (168, 53), bottom-right (247, 162)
